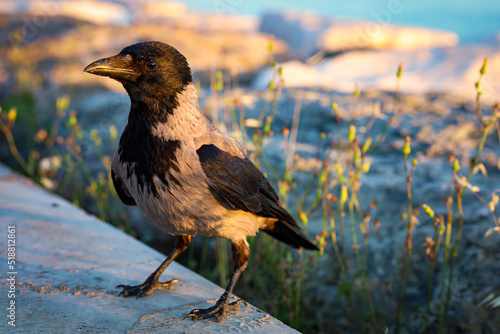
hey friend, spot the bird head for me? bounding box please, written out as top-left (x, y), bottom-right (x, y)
top-left (84, 41), bottom-right (193, 103)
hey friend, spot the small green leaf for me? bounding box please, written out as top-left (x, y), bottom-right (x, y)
top-left (397, 62), bottom-right (403, 78)
top-left (403, 136), bottom-right (411, 156)
top-left (8, 108), bottom-right (17, 123)
top-left (348, 125), bottom-right (356, 143)
top-left (338, 283), bottom-right (351, 298)
top-left (362, 137), bottom-right (372, 153)
top-left (480, 58), bottom-right (488, 75)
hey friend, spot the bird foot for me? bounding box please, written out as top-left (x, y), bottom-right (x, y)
top-left (117, 278), bottom-right (182, 298)
top-left (184, 299), bottom-right (245, 322)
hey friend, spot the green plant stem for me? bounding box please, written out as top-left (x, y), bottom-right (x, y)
top-left (426, 218), bottom-right (443, 333)
top-left (444, 190), bottom-right (463, 303)
top-left (355, 197), bottom-right (378, 329)
top-left (0, 120), bottom-right (33, 177)
top-left (348, 199), bottom-right (361, 265)
top-left (297, 169), bottom-right (324, 215)
top-left (426, 259), bottom-right (436, 334)
top-left (440, 127), bottom-right (489, 331)
top-left (46, 111), bottom-right (63, 148)
top-left (366, 72), bottom-right (401, 155)
top-left (216, 238), bottom-right (228, 287)
top-left (468, 125), bottom-right (490, 184)
top-left (348, 195), bottom-right (366, 331)
top-left (258, 149), bottom-right (281, 183)
top-left (334, 193), bottom-right (360, 329)
top-left (235, 100), bottom-right (251, 144)
top-left (339, 208), bottom-right (348, 271)
top-left (254, 83), bottom-right (283, 163)
top-left (293, 259), bottom-right (301, 329)
top-left (438, 198), bottom-right (453, 333)
top-left (396, 155), bottom-right (414, 334)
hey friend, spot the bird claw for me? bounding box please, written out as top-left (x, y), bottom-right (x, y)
top-left (184, 299), bottom-right (245, 322)
top-left (116, 278), bottom-right (182, 298)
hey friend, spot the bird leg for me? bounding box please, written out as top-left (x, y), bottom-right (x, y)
top-left (184, 239), bottom-right (250, 322)
top-left (117, 234), bottom-right (192, 298)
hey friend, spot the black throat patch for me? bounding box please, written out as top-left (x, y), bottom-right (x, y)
top-left (118, 103), bottom-right (182, 198)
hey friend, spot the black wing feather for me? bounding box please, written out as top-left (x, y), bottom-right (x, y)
top-left (112, 169), bottom-right (136, 206)
top-left (197, 144), bottom-right (279, 216)
top-left (197, 144), bottom-right (318, 250)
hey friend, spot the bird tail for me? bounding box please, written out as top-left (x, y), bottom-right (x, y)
top-left (263, 219), bottom-right (319, 250)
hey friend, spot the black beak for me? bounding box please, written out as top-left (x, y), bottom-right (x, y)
top-left (84, 54), bottom-right (135, 81)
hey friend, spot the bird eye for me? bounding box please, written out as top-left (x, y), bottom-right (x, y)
top-left (145, 60), bottom-right (157, 70)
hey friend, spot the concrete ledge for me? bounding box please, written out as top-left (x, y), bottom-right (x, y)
top-left (0, 164), bottom-right (298, 333)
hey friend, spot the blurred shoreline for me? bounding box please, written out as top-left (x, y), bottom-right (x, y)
top-left (0, 1), bottom-right (498, 101)
top-left (177, 0), bottom-right (500, 44)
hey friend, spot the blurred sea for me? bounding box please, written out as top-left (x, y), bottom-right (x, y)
top-left (181, 0), bottom-right (500, 44)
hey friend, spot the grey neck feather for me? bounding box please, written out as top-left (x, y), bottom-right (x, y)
top-left (150, 83), bottom-right (212, 141)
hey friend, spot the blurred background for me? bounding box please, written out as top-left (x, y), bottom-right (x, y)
top-left (0, 1), bottom-right (499, 333)
top-left (184, 0), bottom-right (500, 43)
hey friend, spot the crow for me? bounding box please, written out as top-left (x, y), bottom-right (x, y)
top-left (84, 41), bottom-right (318, 322)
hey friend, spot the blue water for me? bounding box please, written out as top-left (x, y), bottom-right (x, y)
top-left (182, 0), bottom-right (500, 43)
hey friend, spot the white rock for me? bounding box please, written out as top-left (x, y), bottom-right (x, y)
top-left (58, 1), bottom-right (132, 25)
top-left (254, 45), bottom-right (500, 102)
top-left (197, 14), bottom-right (258, 33)
top-left (142, 1), bottom-right (187, 18)
top-left (259, 11), bottom-right (459, 59)
top-left (170, 13), bottom-right (259, 33)
top-left (132, 0), bottom-right (258, 32)
top-left (318, 24), bottom-right (459, 52)
top-left (0, 1), bottom-right (132, 25)
top-left (259, 11), bottom-right (329, 59)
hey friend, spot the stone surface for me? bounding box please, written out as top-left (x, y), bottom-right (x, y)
top-left (0, 164), bottom-right (298, 334)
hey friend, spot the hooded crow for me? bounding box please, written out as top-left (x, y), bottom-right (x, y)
top-left (84, 41), bottom-right (318, 322)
